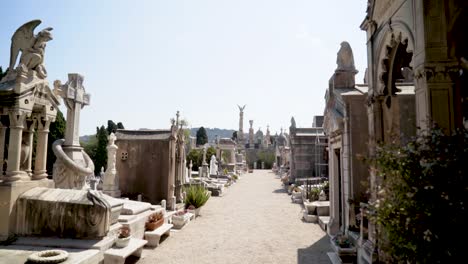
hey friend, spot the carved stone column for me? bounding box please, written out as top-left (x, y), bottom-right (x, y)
top-left (230, 149), bottom-right (236, 164)
top-left (33, 116), bottom-right (51, 180)
top-left (22, 119), bottom-right (37, 177)
top-left (5, 112), bottom-right (27, 182)
top-left (0, 121), bottom-right (6, 176)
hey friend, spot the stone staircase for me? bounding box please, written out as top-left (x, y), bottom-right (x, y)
top-left (303, 200), bottom-right (330, 231)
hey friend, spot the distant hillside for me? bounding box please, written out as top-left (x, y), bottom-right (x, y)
top-left (79, 134), bottom-right (94, 143)
top-left (190, 127), bottom-right (236, 142)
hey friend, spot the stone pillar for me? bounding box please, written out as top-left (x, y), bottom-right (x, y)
top-left (5, 112), bottom-right (27, 182)
top-left (33, 117), bottom-right (51, 180)
top-left (23, 120), bottom-right (37, 177)
top-left (230, 149), bottom-right (236, 164)
top-left (0, 121), bottom-right (7, 176)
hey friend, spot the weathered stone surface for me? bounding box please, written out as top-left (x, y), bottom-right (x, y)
top-left (0, 179), bottom-right (53, 241)
top-left (0, 245), bottom-right (101, 264)
top-left (52, 74), bottom-right (93, 190)
top-left (144, 224), bottom-right (173, 247)
top-left (120, 199), bottom-right (151, 215)
top-left (104, 238), bottom-right (147, 264)
top-left (15, 187), bottom-right (122, 238)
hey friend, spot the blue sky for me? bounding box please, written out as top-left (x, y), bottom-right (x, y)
top-left (0, 0), bottom-right (368, 135)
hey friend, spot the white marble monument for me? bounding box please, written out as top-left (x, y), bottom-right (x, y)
top-left (103, 133), bottom-right (121, 197)
top-left (209, 155), bottom-right (218, 175)
top-left (52, 74), bottom-right (94, 189)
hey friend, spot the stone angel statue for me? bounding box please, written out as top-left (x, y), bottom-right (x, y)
top-left (237, 104), bottom-right (246, 113)
top-left (5, 19), bottom-right (53, 80)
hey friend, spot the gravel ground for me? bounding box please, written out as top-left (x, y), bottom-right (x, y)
top-left (137, 170), bottom-right (331, 264)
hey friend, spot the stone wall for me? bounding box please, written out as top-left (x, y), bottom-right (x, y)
top-left (116, 138), bottom-right (171, 205)
top-left (245, 148), bottom-right (275, 169)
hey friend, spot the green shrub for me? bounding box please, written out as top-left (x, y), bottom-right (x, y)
top-left (184, 185), bottom-right (210, 209)
top-left (232, 174), bottom-right (238, 180)
top-left (307, 186), bottom-right (322, 201)
top-left (370, 127), bottom-right (467, 263)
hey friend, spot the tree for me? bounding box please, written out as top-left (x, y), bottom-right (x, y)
top-left (369, 127), bottom-right (467, 263)
top-left (117, 122), bottom-right (124, 129)
top-left (94, 125), bottom-right (108, 175)
top-left (107, 120), bottom-right (118, 134)
top-left (232, 131), bottom-right (237, 141)
top-left (186, 146), bottom-right (216, 171)
top-left (196, 127), bottom-right (208, 145)
top-left (46, 110), bottom-right (66, 175)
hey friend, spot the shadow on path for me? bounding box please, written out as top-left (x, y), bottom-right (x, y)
top-left (297, 235), bottom-right (331, 264)
top-left (272, 188), bottom-right (287, 194)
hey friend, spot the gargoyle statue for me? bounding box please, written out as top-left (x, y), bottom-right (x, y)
top-left (5, 19), bottom-right (53, 81)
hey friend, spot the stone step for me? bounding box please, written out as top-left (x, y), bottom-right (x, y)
top-left (327, 252), bottom-right (343, 264)
top-left (318, 216), bottom-right (330, 231)
top-left (304, 200), bottom-right (330, 216)
top-left (144, 223), bottom-right (173, 247)
top-left (13, 236), bottom-right (115, 251)
top-left (104, 238), bottom-right (147, 264)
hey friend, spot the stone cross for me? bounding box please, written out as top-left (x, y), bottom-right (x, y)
top-left (59, 74), bottom-right (90, 147)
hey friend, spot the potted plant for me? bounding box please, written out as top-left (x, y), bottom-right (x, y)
top-left (322, 180), bottom-right (329, 198)
top-left (145, 211), bottom-right (164, 231)
top-left (291, 186), bottom-right (302, 199)
top-left (307, 186), bottom-right (322, 201)
top-left (115, 226), bottom-right (131, 248)
top-left (172, 210), bottom-right (190, 229)
top-left (184, 185), bottom-right (210, 217)
top-left (330, 234), bottom-right (356, 259)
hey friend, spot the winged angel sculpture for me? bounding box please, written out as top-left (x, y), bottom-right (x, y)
top-left (3, 20), bottom-right (53, 81)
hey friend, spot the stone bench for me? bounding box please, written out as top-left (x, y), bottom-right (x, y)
top-left (104, 238), bottom-right (147, 264)
top-left (144, 223), bottom-right (173, 247)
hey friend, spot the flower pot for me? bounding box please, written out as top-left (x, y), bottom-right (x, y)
top-left (146, 217), bottom-right (164, 231)
top-left (187, 207), bottom-right (201, 217)
top-left (330, 238), bottom-right (356, 257)
top-left (115, 236), bottom-right (131, 248)
top-left (292, 191), bottom-right (302, 199)
top-left (172, 214), bottom-right (190, 229)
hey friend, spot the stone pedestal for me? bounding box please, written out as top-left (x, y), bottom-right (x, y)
top-left (103, 133), bottom-right (120, 197)
top-left (0, 179), bottom-right (54, 241)
top-left (200, 164), bottom-right (209, 178)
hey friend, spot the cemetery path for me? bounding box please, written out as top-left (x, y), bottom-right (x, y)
top-left (137, 170), bottom-right (331, 264)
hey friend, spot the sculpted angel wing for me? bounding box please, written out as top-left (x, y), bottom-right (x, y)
top-left (9, 20), bottom-right (42, 70)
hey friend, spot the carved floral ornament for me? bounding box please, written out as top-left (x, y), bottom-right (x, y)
top-left (413, 64), bottom-right (460, 83)
top-left (366, 24), bottom-right (415, 107)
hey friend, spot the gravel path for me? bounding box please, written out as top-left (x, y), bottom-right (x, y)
top-left (137, 170), bottom-right (331, 264)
